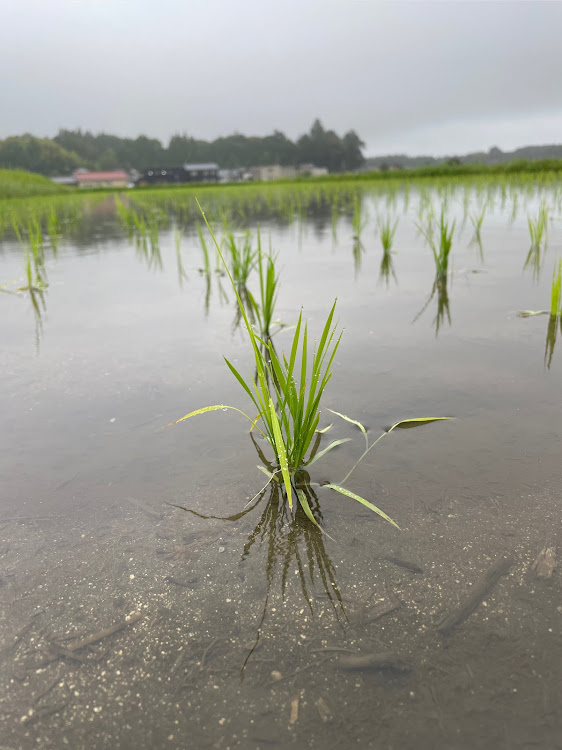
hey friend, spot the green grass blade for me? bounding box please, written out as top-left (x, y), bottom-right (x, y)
top-left (305, 438), bottom-right (351, 467)
top-left (256, 465), bottom-right (280, 483)
top-left (268, 398), bottom-right (292, 509)
top-left (387, 417), bottom-right (452, 433)
top-left (325, 484), bottom-right (400, 529)
top-left (164, 404), bottom-right (259, 430)
top-left (287, 310), bottom-right (303, 378)
top-left (299, 322), bottom-right (308, 401)
top-left (327, 408), bottom-right (368, 450)
top-left (223, 357), bottom-right (259, 406)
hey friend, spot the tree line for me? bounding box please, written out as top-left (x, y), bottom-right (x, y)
top-left (0, 120), bottom-right (365, 176)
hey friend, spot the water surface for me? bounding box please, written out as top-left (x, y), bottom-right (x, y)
top-left (1, 183), bottom-right (560, 749)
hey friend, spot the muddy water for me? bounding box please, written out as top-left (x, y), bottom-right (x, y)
top-left (1, 188), bottom-right (561, 749)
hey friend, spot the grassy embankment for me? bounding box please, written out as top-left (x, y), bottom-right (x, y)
top-left (0, 169), bottom-right (71, 200)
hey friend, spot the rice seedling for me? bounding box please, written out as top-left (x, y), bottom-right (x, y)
top-left (196, 221), bottom-right (211, 275)
top-left (550, 259), bottom-right (562, 317)
top-left (544, 260), bottom-right (561, 369)
top-left (12, 217), bottom-right (48, 292)
top-left (510, 193), bottom-right (519, 224)
top-left (167, 201), bottom-right (451, 532)
top-left (418, 208), bottom-right (455, 279)
top-left (523, 204), bottom-right (548, 281)
top-left (247, 233), bottom-right (280, 342)
top-left (461, 188), bottom-right (471, 227)
top-left (352, 193), bottom-right (367, 240)
top-left (117, 201), bottom-right (164, 271)
top-left (174, 224), bottom-right (189, 287)
top-left (224, 231), bottom-right (259, 331)
top-left (528, 202), bottom-right (549, 250)
top-left (9, 217), bottom-right (48, 349)
top-left (46, 207), bottom-right (61, 255)
top-left (469, 203), bottom-right (486, 243)
top-left (225, 231), bottom-right (257, 288)
top-left (416, 193), bottom-right (435, 229)
top-left (469, 202), bottom-right (487, 260)
top-left (114, 196), bottom-right (138, 241)
top-left (145, 213), bottom-right (162, 270)
top-left (385, 187), bottom-right (398, 211)
top-left (402, 183), bottom-right (410, 212)
top-left (330, 198), bottom-right (339, 243)
top-left (378, 215), bottom-right (399, 254)
top-left (376, 214), bottom-right (398, 285)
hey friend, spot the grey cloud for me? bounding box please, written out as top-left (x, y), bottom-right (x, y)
top-left (1, 0), bottom-right (561, 155)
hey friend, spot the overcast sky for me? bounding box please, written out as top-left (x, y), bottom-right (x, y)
top-left (2, 0), bottom-right (562, 157)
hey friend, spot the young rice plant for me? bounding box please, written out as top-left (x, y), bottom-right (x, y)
top-left (167, 201), bottom-right (451, 531)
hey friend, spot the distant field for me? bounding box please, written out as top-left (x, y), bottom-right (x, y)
top-left (0, 169), bottom-right (70, 199)
top-left (2, 158), bottom-right (562, 203)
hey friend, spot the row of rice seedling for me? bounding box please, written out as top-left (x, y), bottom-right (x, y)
top-left (115, 196), bottom-right (167, 270)
top-left (6, 171), bottom-right (562, 258)
top-left (3, 176), bottom-right (562, 355)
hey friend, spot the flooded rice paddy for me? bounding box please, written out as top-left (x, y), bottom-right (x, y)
top-left (1, 179), bottom-right (561, 749)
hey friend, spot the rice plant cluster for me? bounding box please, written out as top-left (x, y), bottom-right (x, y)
top-left (167, 202), bottom-right (451, 531)
top-left (528, 202), bottom-right (549, 250)
top-left (418, 208), bottom-right (455, 279)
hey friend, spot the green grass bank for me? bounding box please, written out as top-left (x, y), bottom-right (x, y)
top-left (0, 169), bottom-right (69, 200)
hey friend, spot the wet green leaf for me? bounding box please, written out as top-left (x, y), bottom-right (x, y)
top-left (269, 398), bottom-right (292, 509)
top-left (327, 408), bottom-right (368, 448)
top-left (163, 404), bottom-right (256, 430)
top-left (325, 484), bottom-right (400, 529)
top-left (305, 438), bottom-right (351, 467)
top-left (387, 417), bottom-right (452, 432)
top-left (517, 310), bottom-right (548, 318)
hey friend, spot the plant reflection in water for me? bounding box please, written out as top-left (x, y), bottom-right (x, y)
top-left (170, 436), bottom-right (346, 678)
top-left (413, 274), bottom-right (451, 336)
top-left (544, 314), bottom-right (562, 370)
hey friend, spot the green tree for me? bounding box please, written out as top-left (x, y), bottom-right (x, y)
top-left (4, 122), bottom-right (366, 175)
top-left (0, 135), bottom-right (83, 175)
top-left (342, 130), bottom-right (365, 171)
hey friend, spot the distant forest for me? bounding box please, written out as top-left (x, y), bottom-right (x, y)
top-left (365, 144), bottom-right (562, 171)
top-left (0, 120), bottom-right (365, 176)
top-left (3, 121), bottom-right (562, 179)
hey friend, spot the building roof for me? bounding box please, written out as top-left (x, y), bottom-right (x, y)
top-left (75, 170), bottom-right (129, 182)
top-left (183, 163), bottom-right (219, 171)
